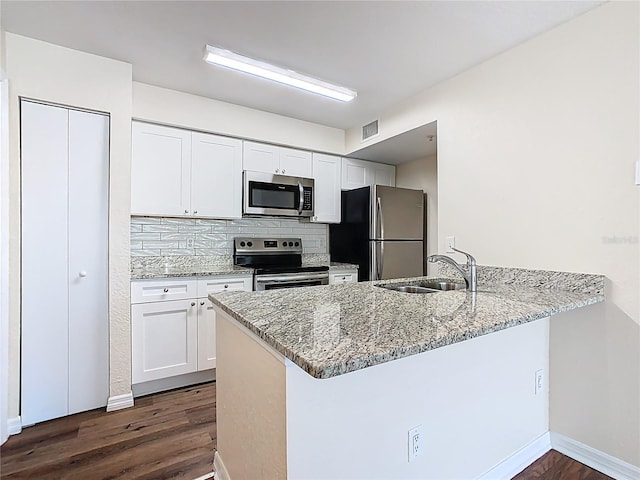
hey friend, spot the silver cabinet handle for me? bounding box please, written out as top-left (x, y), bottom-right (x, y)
top-left (163, 288), bottom-right (169, 293)
top-left (79, 271), bottom-right (87, 277)
top-left (200, 301), bottom-right (205, 306)
top-left (224, 284), bottom-right (229, 288)
top-left (193, 210), bottom-right (198, 214)
top-left (184, 209), bottom-right (189, 214)
top-left (191, 302), bottom-right (196, 307)
top-left (275, 168), bottom-right (280, 174)
top-left (282, 169), bottom-right (285, 174)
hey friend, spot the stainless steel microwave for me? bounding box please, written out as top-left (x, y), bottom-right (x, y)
top-left (243, 171), bottom-right (314, 217)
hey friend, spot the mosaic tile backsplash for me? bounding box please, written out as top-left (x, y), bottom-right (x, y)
top-left (131, 216), bottom-right (328, 256)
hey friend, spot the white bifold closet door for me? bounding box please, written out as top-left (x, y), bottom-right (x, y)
top-left (21, 100), bottom-right (109, 425)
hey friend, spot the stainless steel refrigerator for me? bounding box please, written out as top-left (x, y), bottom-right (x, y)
top-left (329, 185), bottom-right (424, 281)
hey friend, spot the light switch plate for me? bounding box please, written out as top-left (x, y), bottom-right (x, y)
top-left (445, 236), bottom-right (455, 253)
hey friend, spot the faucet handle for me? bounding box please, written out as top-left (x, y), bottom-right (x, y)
top-left (451, 246), bottom-right (476, 266)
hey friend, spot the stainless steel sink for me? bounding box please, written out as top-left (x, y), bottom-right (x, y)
top-left (392, 285), bottom-right (436, 294)
top-left (419, 281), bottom-right (466, 291)
top-left (377, 280), bottom-right (466, 294)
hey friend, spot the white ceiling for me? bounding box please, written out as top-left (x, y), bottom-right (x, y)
top-left (1, 0), bottom-right (603, 162)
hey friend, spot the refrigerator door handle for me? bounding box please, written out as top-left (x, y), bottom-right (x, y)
top-left (378, 241), bottom-right (384, 280)
top-left (376, 196), bottom-right (385, 240)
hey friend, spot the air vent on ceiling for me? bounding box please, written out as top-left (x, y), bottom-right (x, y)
top-left (362, 120), bottom-right (379, 141)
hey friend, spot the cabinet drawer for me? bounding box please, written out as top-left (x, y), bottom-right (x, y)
top-left (131, 278), bottom-right (197, 304)
top-left (330, 271), bottom-right (358, 285)
top-left (197, 276), bottom-right (253, 296)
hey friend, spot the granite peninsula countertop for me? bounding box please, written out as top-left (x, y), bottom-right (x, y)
top-left (209, 266), bottom-right (604, 379)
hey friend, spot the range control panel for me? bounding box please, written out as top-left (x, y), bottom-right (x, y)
top-left (234, 237), bottom-right (302, 254)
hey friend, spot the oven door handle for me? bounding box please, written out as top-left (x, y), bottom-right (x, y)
top-left (256, 273), bottom-right (329, 283)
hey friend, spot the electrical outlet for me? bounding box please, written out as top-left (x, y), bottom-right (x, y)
top-left (535, 369), bottom-right (544, 395)
top-left (187, 238), bottom-right (194, 248)
top-left (445, 236), bottom-right (455, 253)
top-left (408, 425), bottom-right (424, 462)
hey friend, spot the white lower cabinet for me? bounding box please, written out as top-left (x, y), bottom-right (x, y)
top-left (131, 275), bottom-right (252, 384)
top-left (329, 269), bottom-right (359, 285)
top-left (131, 299), bottom-right (199, 383)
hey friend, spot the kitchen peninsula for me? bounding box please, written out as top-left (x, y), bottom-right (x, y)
top-left (210, 267), bottom-right (604, 480)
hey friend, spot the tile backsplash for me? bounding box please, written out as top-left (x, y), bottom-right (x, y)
top-left (130, 216), bottom-right (328, 256)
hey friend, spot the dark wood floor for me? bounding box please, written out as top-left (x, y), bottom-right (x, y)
top-left (513, 449), bottom-right (613, 480)
top-left (1, 381), bottom-right (612, 479)
top-left (0, 382), bottom-right (216, 479)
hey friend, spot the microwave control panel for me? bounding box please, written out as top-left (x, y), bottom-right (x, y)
top-left (303, 187), bottom-right (313, 210)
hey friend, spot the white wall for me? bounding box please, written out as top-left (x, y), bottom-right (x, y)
top-left (396, 154), bottom-right (438, 272)
top-left (286, 317), bottom-right (549, 479)
top-left (345, 2), bottom-right (639, 466)
top-left (133, 82), bottom-right (345, 154)
top-left (4, 33), bottom-right (133, 419)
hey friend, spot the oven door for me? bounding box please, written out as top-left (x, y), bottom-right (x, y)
top-left (254, 272), bottom-right (329, 291)
top-left (243, 171), bottom-right (313, 217)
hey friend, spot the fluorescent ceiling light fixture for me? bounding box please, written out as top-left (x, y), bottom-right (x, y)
top-left (203, 45), bottom-right (357, 102)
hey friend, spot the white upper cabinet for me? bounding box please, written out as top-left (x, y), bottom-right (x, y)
top-left (243, 141), bottom-right (312, 178)
top-left (370, 162), bottom-right (396, 187)
top-left (279, 147), bottom-right (313, 177)
top-left (341, 158), bottom-right (396, 190)
top-left (191, 132), bottom-right (242, 219)
top-left (131, 122), bottom-right (242, 219)
top-left (132, 122), bottom-right (191, 217)
top-left (312, 153), bottom-right (341, 223)
top-left (242, 141), bottom-right (279, 174)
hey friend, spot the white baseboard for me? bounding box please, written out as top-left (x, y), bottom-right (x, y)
top-left (106, 391), bottom-right (134, 412)
top-left (476, 432), bottom-right (551, 480)
top-left (214, 451), bottom-right (230, 480)
top-left (193, 472), bottom-right (215, 480)
top-left (551, 432), bottom-right (640, 480)
top-left (132, 369), bottom-right (216, 398)
top-left (7, 416), bottom-right (21, 435)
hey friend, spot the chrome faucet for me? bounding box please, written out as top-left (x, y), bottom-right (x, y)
top-left (427, 247), bottom-right (477, 293)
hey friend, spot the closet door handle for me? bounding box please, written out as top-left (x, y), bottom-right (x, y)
top-left (79, 271), bottom-right (87, 277)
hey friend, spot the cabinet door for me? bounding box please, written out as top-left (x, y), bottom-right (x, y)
top-left (341, 158), bottom-right (369, 190)
top-left (370, 163), bottom-right (396, 187)
top-left (312, 153), bottom-right (341, 223)
top-left (131, 122), bottom-right (191, 216)
top-left (21, 101), bottom-right (70, 425)
top-left (280, 147), bottom-right (312, 178)
top-left (67, 109), bottom-right (110, 415)
top-left (243, 141), bottom-right (280, 174)
top-left (191, 132), bottom-right (242, 219)
top-left (197, 298), bottom-right (216, 370)
top-left (131, 299), bottom-right (198, 383)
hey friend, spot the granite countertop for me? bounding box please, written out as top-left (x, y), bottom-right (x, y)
top-left (328, 262), bottom-right (359, 270)
top-left (130, 264), bottom-right (253, 280)
top-left (209, 267), bottom-right (604, 379)
top-left (130, 255), bottom-right (358, 280)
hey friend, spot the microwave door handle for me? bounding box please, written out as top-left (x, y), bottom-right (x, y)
top-left (298, 181), bottom-right (304, 214)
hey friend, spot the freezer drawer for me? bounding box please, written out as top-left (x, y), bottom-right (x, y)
top-left (370, 240), bottom-right (424, 280)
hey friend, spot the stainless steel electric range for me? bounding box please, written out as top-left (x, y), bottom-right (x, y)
top-left (233, 237), bottom-right (329, 291)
